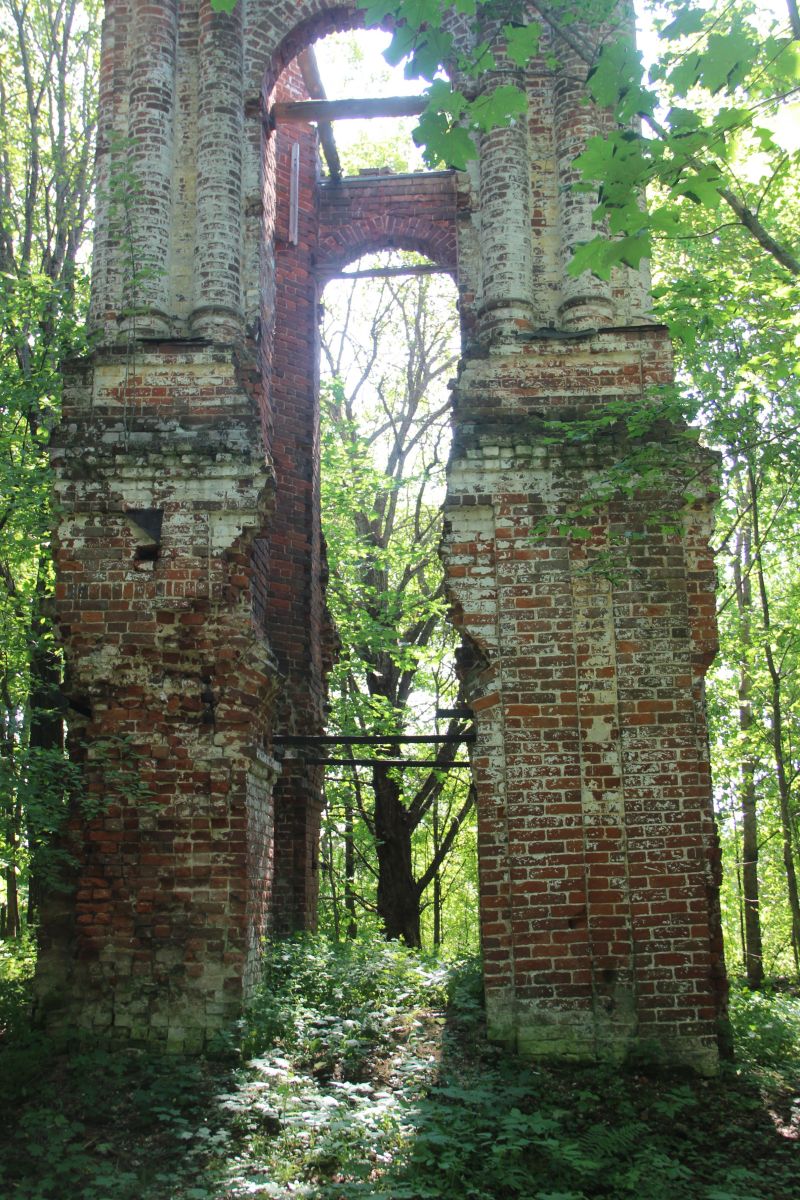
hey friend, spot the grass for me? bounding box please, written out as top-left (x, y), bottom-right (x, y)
top-left (0, 935), bottom-right (798, 1199)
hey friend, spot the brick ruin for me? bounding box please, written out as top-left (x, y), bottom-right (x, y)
top-left (35, 1), bottom-right (727, 1071)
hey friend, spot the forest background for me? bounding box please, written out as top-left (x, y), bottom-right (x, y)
top-left (0, 0), bottom-right (799, 991)
top-left (0, 2), bottom-right (799, 1197)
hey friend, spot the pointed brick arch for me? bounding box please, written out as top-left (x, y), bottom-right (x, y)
top-left (244, 2), bottom-right (361, 100)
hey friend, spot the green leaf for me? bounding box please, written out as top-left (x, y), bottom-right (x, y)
top-left (502, 22), bottom-right (542, 68)
top-left (468, 85), bottom-right (527, 132)
top-left (209, 0), bottom-right (237, 10)
top-left (667, 106), bottom-right (703, 134)
top-left (426, 78), bottom-right (468, 120)
top-left (587, 38), bottom-right (653, 121)
top-left (698, 28), bottom-right (759, 95)
top-left (667, 52), bottom-right (703, 95)
top-left (398, 0), bottom-right (439, 30)
top-left (660, 6), bottom-right (706, 40)
top-left (568, 233), bottom-right (651, 281)
top-left (362, 0), bottom-right (397, 26)
top-left (573, 132), bottom-right (653, 214)
top-left (384, 24), bottom-right (423, 67)
top-left (407, 28), bottom-right (454, 80)
top-left (413, 112), bottom-right (477, 169)
top-left (669, 165), bottom-right (723, 208)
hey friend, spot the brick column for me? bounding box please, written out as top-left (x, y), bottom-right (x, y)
top-left (35, 345), bottom-right (278, 1051)
top-left (476, 29), bottom-right (534, 336)
top-left (443, 330), bottom-right (725, 1074)
top-left (191, 0), bottom-right (245, 341)
top-left (122, 0), bottom-right (179, 336)
top-left (87, 3), bottom-right (119, 336)
top-left (554, 49), bottom-right (614, 331)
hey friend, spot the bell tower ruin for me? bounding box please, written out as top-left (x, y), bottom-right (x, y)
top-left (36, 1), bottom-right (727, 1071)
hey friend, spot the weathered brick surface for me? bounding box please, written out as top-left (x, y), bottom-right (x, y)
top-left (266, 65), bottom-right (332, 931)
top-left (318, 171), bottom-right (457, 274)
top-left (443, 332), bottom-right (724, 1071)
top-left (37, 345), bottom-right (278, 1048)
top-left (40, 2), bottom-right (726, 1067)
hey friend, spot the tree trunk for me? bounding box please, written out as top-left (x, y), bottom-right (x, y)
top-left (373, 764), bottom-right (421, 946)
top-left (26, 600), bottom-right (65, 925)
top-left (733, 524), bottom-right (764, 988)
top-left (324, 814), bottom-right (340, 940)
top-left (3, 865), bottom-right (20, 939)
top-left (750, 465), bottom-right (800, 975)
top-left (1, 674), bottom-right (21, 940)
top-left (344, 787), bottom-right (357, 939)
top-left (432, 794), bottom-right (441, 948)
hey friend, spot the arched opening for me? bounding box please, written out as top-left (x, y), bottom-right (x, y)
top-left (261, 24), bottom-right (471, 949)
top-left (316, 249), bottom-right (478, 953)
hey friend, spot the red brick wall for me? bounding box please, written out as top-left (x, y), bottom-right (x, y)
top-left (264, 65), bottom-right (331, 932)
top-left (317, 171), bottom-right (458, 274)
top-left (443, 330), bottom-right (725, 1071)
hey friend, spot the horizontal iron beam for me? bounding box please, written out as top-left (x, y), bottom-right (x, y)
top-left (272, 96), bottom-right (428, 125)
top-left (321, 264), bottom-right (448, 281)
top-left (305, 757), bottom-right (472, 768)
top-left (273, 732), bottom-right (474, 746)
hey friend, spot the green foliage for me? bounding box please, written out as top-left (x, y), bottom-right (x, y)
top-left (244, 934), bottom-right (451, 1074)
top-left (217, 945), bottom-right (800, 1200)
top-left (0, 0), bottom-right (100, 940)
top-left (0, 927), bottom-right (35, 1038)
top-left (729, 981), bottom-right (800, 1070)
top-left (2, 937), bottom-right (799, 1199)
top-left (653, 157), bottom-right (800, 975)
top-left (575, 1), bottom-right (800, 279)
top-left (0, 967), bottom-right (223, 1200)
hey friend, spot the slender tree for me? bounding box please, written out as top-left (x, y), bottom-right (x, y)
top-left (656, 143), bottom-right (800, 975)
top-left (0, 0), bottom-right (100, 937)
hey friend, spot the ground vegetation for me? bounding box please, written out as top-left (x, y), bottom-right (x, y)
top-left (1, 936), bottom-right (798, 1198)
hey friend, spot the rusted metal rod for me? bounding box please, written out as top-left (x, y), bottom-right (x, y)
top-left (272, 95), bottom-right (428, 125)
top-left (274, 732), bottom-right (475, 746)
top-left (304, 757), bottom-right (472, 768)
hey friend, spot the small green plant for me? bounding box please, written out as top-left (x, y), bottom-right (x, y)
top-left (244, 933), bottom-right (450, 1078)
top-left (728, 980), bottom-right (800, 1069)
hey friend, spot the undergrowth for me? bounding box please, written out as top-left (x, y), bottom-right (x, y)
top-left (0, 936), bottom-right (797, 1199)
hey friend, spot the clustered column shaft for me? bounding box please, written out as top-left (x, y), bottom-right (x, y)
top-left (124, 0), bottom-right (178, 335)
top-left (192, 0), bottom-right (245, 340)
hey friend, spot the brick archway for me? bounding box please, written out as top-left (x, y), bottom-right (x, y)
top-left (317, 175), bottom-right (458, 279)
top-left (40, 0), bottom-right (727, 1070)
